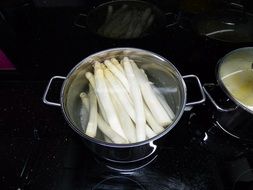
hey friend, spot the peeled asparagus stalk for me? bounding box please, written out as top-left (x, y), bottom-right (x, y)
top-left (104, 65), bottom-right (162, 134)
top-left (104, 59), bottom-right (130, 92)
top-left (111, 58), bottom-right (124, 73)
top-left (130, 60), bottom-right (172, 126)
top-left (146, 125), bottom-right (157, 139)
top-left (80, 93), bottom-right (89, 132)
top-left (104, 135), bottom-right (113, 143)
top-left (123, 57), bottom-right (146, 142)
top-left (140, 68), bottom-right (175, 120)
top-left (97, 114), bottom-right (127, 144)
top-left (94, 61), bottom-right (127, 140)
top-left (104, 68), bottom-right (135, 119)
top-left (85, 72), bottom-right (107, 122)
top-left (84, 85), bottom-right (97, 137)
top-left (106, 76), bottom-right (136, 143)
top-left (80, 92), bottom-right (127, 144)
top-left (86, 63), bottom-right (157, 142)
top-left (151, 84), bottom-right (175, 120)
top-left (143, 104), bottom-right (164, 133)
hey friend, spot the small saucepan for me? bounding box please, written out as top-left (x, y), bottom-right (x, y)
top-left (203, 47), bottom-right (253, 143)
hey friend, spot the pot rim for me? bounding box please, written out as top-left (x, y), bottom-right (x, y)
top-left (60, 47), bottom-right (187, 148)
top-left (216, 46), bottom-right (253, 115)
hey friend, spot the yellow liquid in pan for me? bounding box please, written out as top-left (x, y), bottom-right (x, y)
top-left (222, 69), bottom-right (253, 111)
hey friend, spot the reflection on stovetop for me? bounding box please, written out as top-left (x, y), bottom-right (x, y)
top-left (189, 104), bottom-right (253, 190)
top-left (2, 81), bottom-right (253, 190)
top-left (21, 136), bottom-right (222, 190)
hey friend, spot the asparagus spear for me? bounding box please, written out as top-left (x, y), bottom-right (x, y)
top-left (105, 74), bottom-right (136, 143)
top-left (123, 57), bottom-right (146, 142)
top-left (104, 63), bottom-right (162, 134)
top-left (111, 58), bottom-right (124, 73)
top-left (104, 59), bottom-right (130, 92)
top-left (84, 85), bottom-right (98, 137)
top-left (85, 72), bottom-right (107, 121)
top-left (94, 61), bottom-right (127, 140)
top-left (80, 92), bottom-right (127, 144)
top-left (130, 59), bottom-right (172, 126)
top-left (140, 68), bottom-right (175, 120)
top-left (146, 124), bottom-right (157, 139)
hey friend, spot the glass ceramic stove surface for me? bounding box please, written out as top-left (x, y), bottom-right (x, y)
top-left (1, 1), bottom-right (253, 190)
top-left (1, 81), bottom-right (253, 190)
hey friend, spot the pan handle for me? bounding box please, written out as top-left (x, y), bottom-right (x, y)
top-left (74, 13), bottom-right (88, 29)
top-left (203, 83), bottom-right (238, 112)
top-left (182, 75), bottom-right (206, 106)
top-left (43, 76), bottom-right (66, 107)
top-left (165, 12), bottom-right (178, 27)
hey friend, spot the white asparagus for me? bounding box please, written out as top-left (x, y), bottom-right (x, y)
top-left (104, 65), bottom-right (162, 134)
top-left (139, 68), bottom-right (175, 120)
top-left (80, 93), bottom-right (89, 132)
top-left (151, 84), bottom-right (175, 120)
top-left (97, 114), bottom-right (127, 144)
top-left (94, 61), bottom-right (127, 140)
top-left (104, 68), bottom-right (135, 119)
top-left (123, 57), bottom-right (146, 141)
top-left (84, 85), bottom-right (98, 137)
top-left (80, 92), bottom-right (127, 144)
top-left (130, 60), bottom-right (172, 126)
top-left (111, 58), bottom-right (124, 73)
top-left (104, 135), bottom-right (113, 143)
top-left (85, 72), bottom-right (107, 121)
top-left (146, 125), bottom-right (157, 139)
top-left (143, 104), bottom-right (164, 133)
top-left (101, 63), bottom-right (107, 70)
top-left (106, 76), bottom-right (136, 143)
top-left (104, 59), bottom-right (130, 92)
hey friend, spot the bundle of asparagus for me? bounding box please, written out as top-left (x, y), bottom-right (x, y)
top-left (80, 57), bottom-right (175, 144)
top-left (97, 5), bottom-right (154, 39)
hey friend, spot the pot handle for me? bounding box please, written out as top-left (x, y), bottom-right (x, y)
top-left (165, 11), bottom-right (179, 27)
top-left (43, 76), bottom-right (66, 107)
top-left (74, 13), bottom-right (87, 29)
top-left (182, 75), bottom-right (206, 106)
top-left (203, 83), bottom-right (237, 112)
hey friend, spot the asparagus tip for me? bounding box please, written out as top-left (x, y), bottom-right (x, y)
top-left (85, 72), bottom-right (93, 79)
top-left (123, 57), bottom-right (130, 62)
top-left (80, 92), bottom-right (87, 98)
top-left (94, 61), bottom-right (102, 71)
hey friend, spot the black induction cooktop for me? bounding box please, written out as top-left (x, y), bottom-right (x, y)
top-left (2, 81), bottom-right (253, 190)
top-left (1, 1), bottom-right (253, 190)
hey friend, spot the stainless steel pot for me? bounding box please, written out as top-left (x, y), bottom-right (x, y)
top-left (43, 47), bottom-right (205, 162)
top-left (203, 47), bottom-right (253, 142)
top-left (74, 0), bottom-right (178, 40)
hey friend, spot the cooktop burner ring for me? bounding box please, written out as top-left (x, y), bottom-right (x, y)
top-left (92, 176), bottom-right (146, 190)
top-left (94, 153), bottom-right (158, 172)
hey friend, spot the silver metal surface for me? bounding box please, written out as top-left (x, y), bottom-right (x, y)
top-left (183, 74), bottom-right (206, 106)
top-left (203, 83), bottom-right (237, 112)
top-left (217, 47), bottom-right (253, 114)
top-left (59, 47), bottom-right (188, 147)
top-left (214, 120), bottom-right (240, 139)
top-left (43, 76), bottom-right (66, 107)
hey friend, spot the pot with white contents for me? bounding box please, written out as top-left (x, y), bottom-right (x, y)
top-left (43, 48), bottom-right (205, 163)
top-left (203, 47), bottom-right (253, 143)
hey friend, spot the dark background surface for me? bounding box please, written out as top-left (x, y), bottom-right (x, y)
top-left (0, 0), bottom-right (252, 81)
top-left (1, 0), bottom-right (253, 190)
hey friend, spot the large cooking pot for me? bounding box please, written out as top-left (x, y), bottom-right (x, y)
top-left (74, 0), bottom-right (178, 39)
top-left (203, 47), bottom-right (253, 143)
top-left (43, 48), bottom-right (205, 162)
